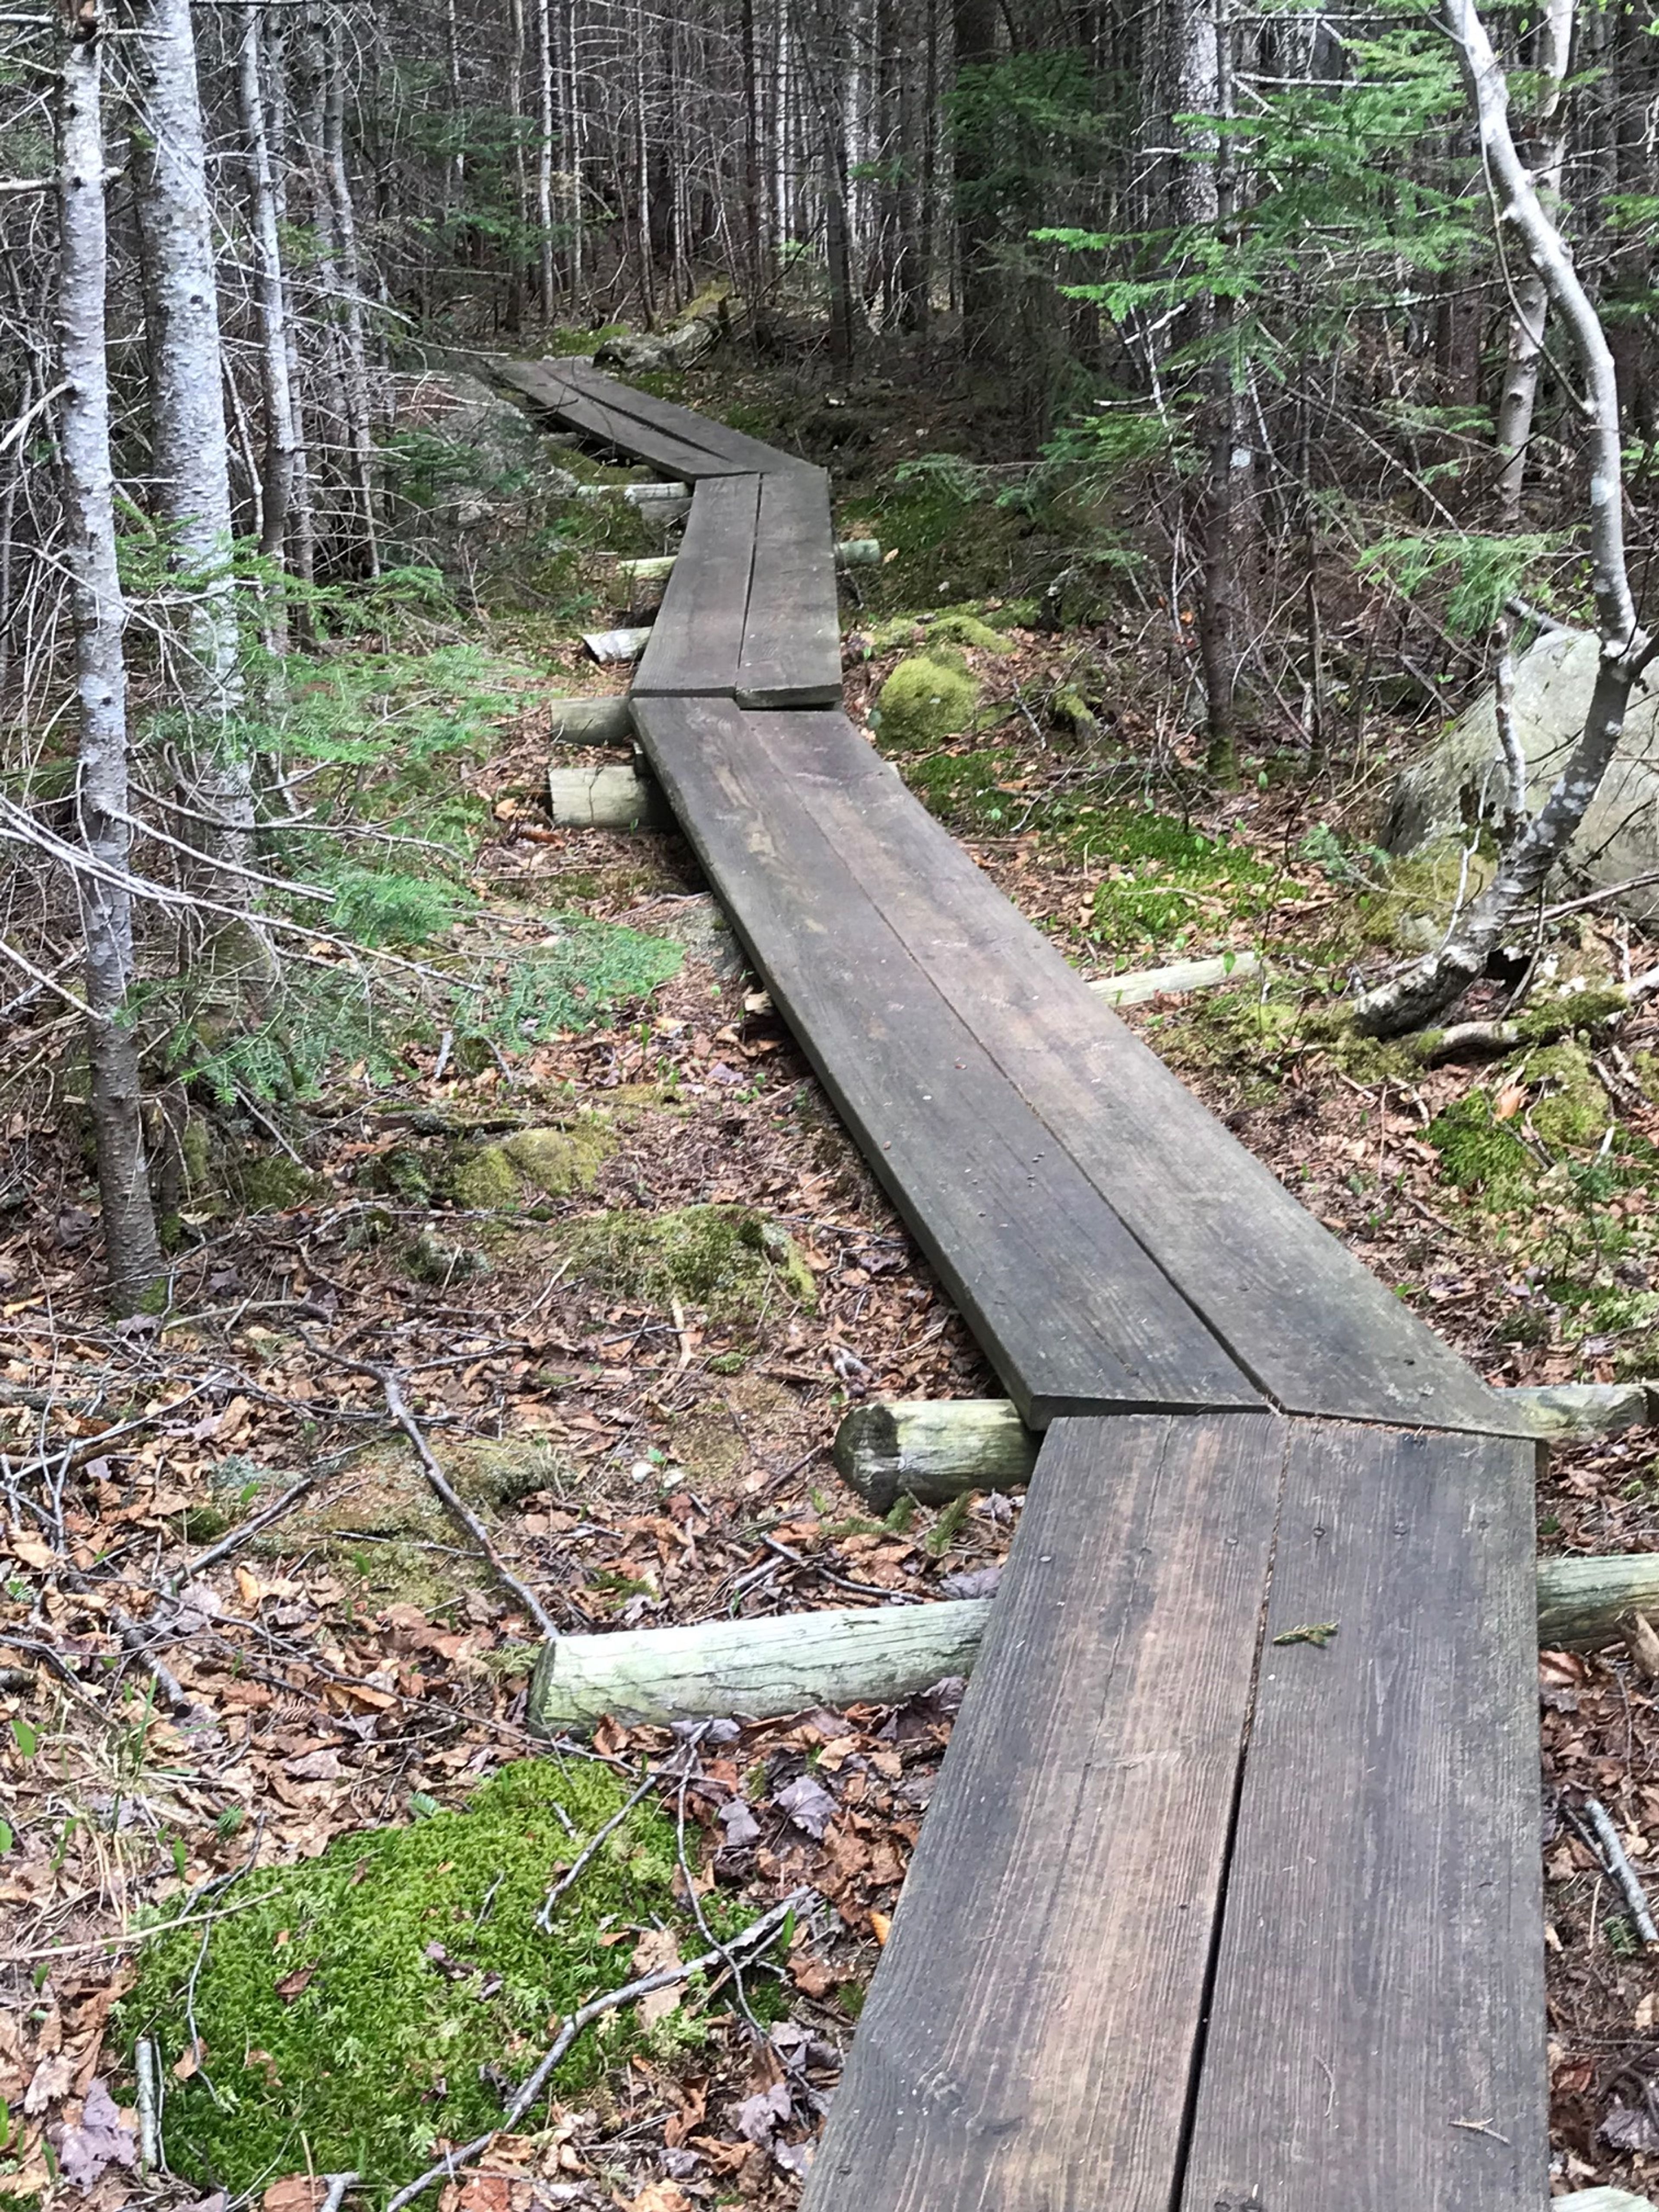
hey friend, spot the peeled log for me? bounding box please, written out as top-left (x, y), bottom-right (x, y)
top-left (1090, 951), bottom-right (1261, 1007)
top-left (528, 1552), bottom-right (1659, 1729)
top-left (528, 1599), bottom-right (986, 1730)
top-left (545, 763), bottom-right (669, 829)
top-left (548, 695), bottom-right (634, 745)
top-left (834, 1387), bottom-right (1658, 1513)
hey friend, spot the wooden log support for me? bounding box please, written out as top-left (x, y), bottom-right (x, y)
top-left (547, 695), bottom-right (634, 744)
top-left (526, 1550), bottom-right (1659, 1731)
top-left (834, 1387), bottom-right (1659, 1511)
top-left (1090, 949), bottom-right (1261, 1005)
top-left (545, 763), bottom-right (668, 829)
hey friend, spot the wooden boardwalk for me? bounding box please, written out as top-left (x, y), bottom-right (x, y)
top-left (506, 356), bottom-right (1548, 2209)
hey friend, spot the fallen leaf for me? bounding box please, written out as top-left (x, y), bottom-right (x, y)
top-left (731, 2082), bottom-right (791, 2145)
top-left (1603, 2101), bottom-right (1659, 2153)
top-left (274, 1967), bottom-right (315, 2002)
top-left (23, 2052), bottom-right (73, 2115)
top-left (625, 2187), bottom-right (694, 2212)
top-left (630, 1928), bottom-right (682, 2026)
top-left (718, 1798), bottom-right (760, 1849)
top-left (774, 1773), bottom-right (836, 1839)
top-left (1626, 1610), bottom-right (1659, 1681)
top-left (51, 2079), bottom-right (137, 2192)
top-left (264, 2176), bottom-right (326, 2212)
top-left (283, 1748), bottom-right (344, 1782)
top-left (870, 1910), bottom-right (892, 1947)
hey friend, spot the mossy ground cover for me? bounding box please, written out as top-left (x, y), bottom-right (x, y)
top-left (121, 1761), bottom-right (761, 2202)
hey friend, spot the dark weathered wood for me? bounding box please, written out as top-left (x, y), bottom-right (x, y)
top-left (554, 359), bottom-right (807, 475)
top-left (632, 477), bottom-right (760, 699)
top-left (493, 360), bottom-right (749, 480)
top-left (801, 1412), bottom-right (1287, 2212)
top-left (631, 695), bottom-right (1262, 1421)
top-left (745, 709), bottom-right (1531, 1438)
top-left (736, 467), bottom-right (843, 708)
top-left (1182, 1418), bottom-right (1546, 2212)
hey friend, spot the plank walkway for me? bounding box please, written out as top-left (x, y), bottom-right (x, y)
top-left (505, 355), bottom-right (1548, 2209)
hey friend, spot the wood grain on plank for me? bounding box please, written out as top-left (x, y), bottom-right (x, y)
top-left (745, 708), bottom-right (1529, 1437)
top-left (631, 696), bottom-right (1262, 1419)
top-left (632, 477), bottom-right (761, 698)
top-left (1182, 1418), bottom-right (1546, 2212)
top-left (555, 359), bottom-right (807, 474)
top-left (801, 1411), bottom-right (1287, 2212)
top-left (736, 467), bottom-right (843, 707)
top-left (493, 360), bottom-right (749, 479)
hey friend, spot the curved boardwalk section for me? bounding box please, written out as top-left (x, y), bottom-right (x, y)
top-left (508, 355), bottom-right (1548, 2212)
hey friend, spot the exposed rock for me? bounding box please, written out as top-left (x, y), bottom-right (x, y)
top-left (593, 318), bottom-right (719, 374)
top-left (1382, 627), bottom-right (1659, 918)
top-left (873, 648), bottom-right (982, 750)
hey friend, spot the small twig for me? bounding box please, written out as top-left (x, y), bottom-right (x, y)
top-left (178, 1473), bottom-right (319, 1583)
top-left (134, 2037), bottom-right (162, 2173)
top-left (302, 1340), bottom-right (559, 1640)
top-left (0, 1884), bottom-right (281, 1963)
top-left (1583, 1797), bottom-right (1659, 1947)
top-left (536, 1767), bottom-right (658, 1930)
top-left (319, 2174), bottom-right (359, 2212)
top-left (383, 1890), bottom-right (811, 2212)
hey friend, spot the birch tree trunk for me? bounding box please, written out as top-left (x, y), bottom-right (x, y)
top-left (133, 0), bottom-right (264, 978)
top-left (236, 1), bottom-right (298, 575)
top-left (1493, 0), bottom-right (1573, 522)
top-left (263, 7), bottom-right (316, 591)
top-left (320, 13), bottom-right (379, 576)
top-left (57, 11), bottom-right (165, 1315)
top-left (1354, 0), bottom-right (1655, 1037)
top-left (536, 0), bottom-right (556, 317)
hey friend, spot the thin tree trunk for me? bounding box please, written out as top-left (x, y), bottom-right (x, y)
top-left (1355, 0), bottom-right (1655, 1036)
top-left (536, 0), bottom-right (556, 319)
top-left (1494, 0), bottom-right (1573, 521)
top-left (264, 8), bottom-right (315, 592)
top-left (236, 2), bottom-right (297, 573)
top-left (320, 15), bottom-right (378, 576)
top-left (133, 0), bottom-right (264, 976)
top-left (57, 13), bottom-right (164, 1315)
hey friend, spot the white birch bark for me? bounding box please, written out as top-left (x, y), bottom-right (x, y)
top-left (236, 1), bottom-right (298, 571)
top-left (320, 13), bottom-right (379, 576)
top-left (1354, 0), bottom-right (1654, 1036)
top-left (536, 0), bottom-right (556, 316)
top-left (133, 0), bottom-right (261, 954)
top-left (1494, 0), bottom-right (1574, 523)
top-left (57, 14), bottom-right (164, 1314)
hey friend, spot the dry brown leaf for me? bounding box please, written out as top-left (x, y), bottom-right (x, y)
top-left (263, 2177), bottom-right (326, 2212)
top-left (625, 2185), bottom-right (694, 2212)
top-left (869, 1910), bottom-right (892, 1946)
top-left (629, 1928), bottom-right (682, 2026)
top-left (1626, 1610), bottom-right (1659, 1681)
top-left (23, 2053), bottom-right (73, 2115)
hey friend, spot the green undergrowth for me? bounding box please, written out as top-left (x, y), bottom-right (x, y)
top-left (122, 1761), bottom-right (771, 2201)
top-left (553, 1202), bottom-right (817, 1320)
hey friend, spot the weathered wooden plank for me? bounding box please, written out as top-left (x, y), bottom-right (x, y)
top-left (801, 1411), bottom-right (1287, 2212)
top-left (1182, 1418), bottom-right (1546, 2212)
top-left (746, 709), bottom-right (1531, 1438)
top-left (736, 468), bottom-right (843, 708)
top-left (632, 478), bottom-right (761, 699)
top-left (555, 359), bottom-right (807, 474)
top-left (630, 695), bottom-right (1262, 1420)
top-left (493, 360), bottom-right (748, 480)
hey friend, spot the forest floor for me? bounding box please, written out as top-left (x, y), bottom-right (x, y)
top-left (3, 340), bottom-right (1658, 2212)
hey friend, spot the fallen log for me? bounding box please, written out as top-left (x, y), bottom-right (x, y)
top-left (1089, 950), bottom-right (1261, 1007)
top-left (527, 1549), bottom-right (1659, 1729)
top-left (572, 481), bottom-right (691, 505)
top-left (1556, 2193), bottom-right (1656, 2212)
top-left (547, 695), bottom-right (634, 745)
top-left (610, 538), bottom-right (878, 589)
top-left (835, 1386), bottom-right (1659, 1512)
top-left (528, 1599), bottom-right (986, 1730)
top-left (545, 763), bottom-right (669, 830)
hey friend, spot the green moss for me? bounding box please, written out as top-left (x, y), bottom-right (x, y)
top-left (1515, 987), bottom-right (1631, 1044)
top-left (902, 747), bottom-right (1023, 827)
top-left (1529, 1043), bottom-right (1611, 1150)
top-left (872, 653), bottom-right (982, 750)
top-left (121, 1760), bottom-right (757, 2201)
top-left (562, 1204), bottom-right (816, 1319)
top-left (1426, 1090), bottom-right (1536, 1202)
top-left (232, 1154), bottom-right (321, 1213)
top-left (923, 611), bottom-right (1014, 655)
top-left (369, 1145), bottom-right (434, 1205)
top-left (1085, 810), bottom-right (1278, 956)
top-left (500, 1120), bottom-right (614, 1195)
top-left (449, 1145), bottom-right (522, 1210)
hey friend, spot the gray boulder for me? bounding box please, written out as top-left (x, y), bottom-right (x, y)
top-left (1382, 626), bottom-right (1659, 918)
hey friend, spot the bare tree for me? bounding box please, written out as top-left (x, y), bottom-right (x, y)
top-left (236, 0), bottom-right (300, 576)
top-left (1354, 0), bottom-right (1655, 1037)
top-left (57, 3), bottom-right (165, 1313)
top-left (1493, 0), bottom-right (1573, 523)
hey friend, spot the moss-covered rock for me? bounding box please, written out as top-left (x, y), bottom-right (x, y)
top-left (500, 1120), bottom-right (614, 1195)
top-left (562, 1203), bottom-right (817, 1319)
top-left (232, 1153), bottom-right (323, 1213)
top-left (924, 610), bottom-right (1014, 655)
top-left (1529, 1042), bottom-right (1612, 1149)
top-left (874, 652), bottom-right (982, 750)
top-left (121, 1760), bottom-right (762, 2199)
top-left (448, 1144), bottom-right (522, 1209)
